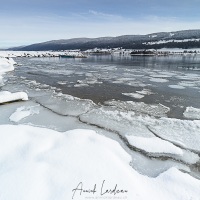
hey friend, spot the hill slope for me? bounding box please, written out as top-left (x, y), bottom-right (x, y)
top-left (9, 30), bottom-right (200, 51)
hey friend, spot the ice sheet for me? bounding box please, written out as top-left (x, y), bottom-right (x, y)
top-left (80, 106), bottom-right (156, 137)
top-left (126, 135), bottom-right (183, 155)
top-left (80, 105), bottom-right (199, 164)
top-left (105, 100), bottom-right (170, 117)
top-left (34, 93), bottom-right (95, 116)
top-left (149, 118), bottom-right (200, 152)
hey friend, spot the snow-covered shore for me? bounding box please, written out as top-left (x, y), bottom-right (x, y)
top-left (0, 57), bottom-right (28, 102)
top-left (0, 57), bottom-right (15, 85)
top-left (0, 57), bottom-right (15, 74)
top-left (0, 124), bottom-right (200, 200)
top-left (1, 55), bottom-right (200, 200)
top-left (1, 47), bottom-right (200, 60)
top-left (0, 50), bottom-right (86, 58)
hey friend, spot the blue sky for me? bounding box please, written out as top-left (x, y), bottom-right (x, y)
top-left (0, 0), bottom-right (200, 47)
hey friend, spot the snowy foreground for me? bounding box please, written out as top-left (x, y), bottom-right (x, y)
top-left (1, 56), bottom-right (200, 200)
top-left (1, 125), bottom-right (200, 200)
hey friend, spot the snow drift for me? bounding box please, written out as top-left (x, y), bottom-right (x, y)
top-left (0, 124), bottom-right (200, 200)
top-left (0, 57), bottom-right (15, 86)
top-left (0, 91), bottom-right (28, 104)
top-left (0, 57), bottom-right (15, 73)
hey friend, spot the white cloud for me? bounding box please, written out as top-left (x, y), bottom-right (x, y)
top-left (88, 10), bottom-right (124, 21)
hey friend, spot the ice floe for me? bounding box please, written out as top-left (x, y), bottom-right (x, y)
top-left (136, 88), bottom-right (154, 95)
top-left (9, 105), bottom-right (40, 122)
top-left (0, 91), bottom-right (28, 104)
top-left (149, 78), bottom-right (169, 83)
top-left (126, 135), bottom-right (199, 164)
top-left (150, 74), bottom-right (172, 78)
top-left (80, 105), bottom-right (199, 164)
top-left (183, 106), bottom-right (200, 120)
top-left (80, 106), bottom-right (155, 137)
top-left (57, 81), bottom-right (68, 85)
top-left (74, 83), bottom-right (89, 87)
top-left (122, 92), bottom-right (144, 99)
top-left (168, 85), bottom-right (185, 89)
top-left (34, 91), bottom-right (95, 116)
top-left (176, 74), bottom-right (200, 81)
top-left (126, 135), bottom-right (183, 155)
top-left (126, 134), bottom-right (199, 164)
top-left (178, 80), bottom-right (200, 89)
top-left (105, 100), bottom-right (170, 117)
top-left (74, 78), bottom-right (102, 87)
top-left (149, 118), bottom-right (200, 153)
top-left (179, 81), bottom-right (196, 87)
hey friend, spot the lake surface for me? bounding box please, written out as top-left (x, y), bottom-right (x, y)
top-left (13, 54), bottom-right (200, 119)
top-left (2, 53), bottom-right (200, 180)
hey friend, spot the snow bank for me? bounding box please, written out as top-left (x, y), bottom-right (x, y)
top-left (0, 75), bottom-right (3, 86)
top-left (0, 58), bottom-right (28, 104)
top-left (0, 57), bottom-right (15, 86)
top-left (0, 91), bottom-right (28, 104)
top-left (183, 106), bottom-right (200, 120)
top-left (0, 124), bottom-right (200, 200)
top-left (126, 135), bottom-right (183, 155)
top-left (0, 57), bottom-right (15, 73)
top-left (0, 50), bottom-right (86, 58)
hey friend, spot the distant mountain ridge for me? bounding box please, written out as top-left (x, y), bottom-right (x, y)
top-left (9, 29), bottom-right (200, 51)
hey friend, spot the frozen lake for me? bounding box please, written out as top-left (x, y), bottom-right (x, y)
top-left (10, 54), bottom-right (200, 119)
top-left (1, 54), bottom-right (200, 199)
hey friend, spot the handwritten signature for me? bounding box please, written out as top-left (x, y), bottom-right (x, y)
top-left (72, 180), bottom-right (128, 199)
